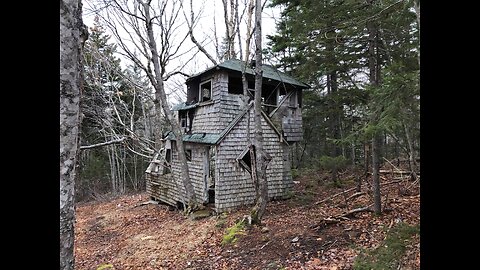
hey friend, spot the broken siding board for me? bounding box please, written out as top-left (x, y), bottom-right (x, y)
top-left (146, 172), bottom-right (185, 206)
top-left (148, 143), bottom-right (210, 205)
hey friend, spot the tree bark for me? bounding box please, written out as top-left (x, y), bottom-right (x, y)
top-left (250, 0), bottom-right (271, 225)
top-left (140, 1), bottom-right (198, 210)
top-left (60, 0), bottom-right (87, 269)
top-left (371, 134), bottom-right (382, 214)
top-left (403, 121), bottom-right (418, 181)
top-left (367, 0), bottom-right (382, 214)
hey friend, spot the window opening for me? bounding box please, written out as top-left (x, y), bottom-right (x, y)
top-left (199, 80), bottom-right (212, 102)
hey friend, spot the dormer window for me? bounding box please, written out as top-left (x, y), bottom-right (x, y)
top-left (199, 80), bottom-right (212, 102)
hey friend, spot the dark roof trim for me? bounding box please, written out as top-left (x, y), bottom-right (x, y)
top-left (164, 131), bottom-right (220, 144)
top-left (172, 102), bottom-right (198, 111)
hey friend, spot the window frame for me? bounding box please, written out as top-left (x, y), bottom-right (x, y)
top-left (236, 145), bottom-right (253, 173)
top-left (185, 149), bottom-right (192, 161)
top-left (199, 79), bottom-right (212, 103)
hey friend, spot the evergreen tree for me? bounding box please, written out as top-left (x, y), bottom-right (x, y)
top-left (267, 0), bottom-right (420, 192)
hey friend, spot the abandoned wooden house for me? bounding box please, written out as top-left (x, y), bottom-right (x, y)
top-left (145, 59), bottom-right (308, 212)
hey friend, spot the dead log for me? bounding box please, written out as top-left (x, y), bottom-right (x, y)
top-left (341, 204), bottom-right (373, 218)
top-left (132, 200), bottom-right (159, 208)
top-left (314, 187), bottom-right (357, 205)
top-left (314, 179), bottom-right (402, 206)
top-left (310, 204), bottom-right (374, 231)
top-left (346, 192), bottom-right (366, 201)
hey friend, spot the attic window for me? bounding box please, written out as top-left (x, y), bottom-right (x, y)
top-left (199, 80), bottom-right (212, 102)
top-left (237, 146), bottom-right (254, 173)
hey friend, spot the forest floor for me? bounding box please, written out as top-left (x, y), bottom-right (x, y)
top-left (75, 166), bottom-right (420, 270)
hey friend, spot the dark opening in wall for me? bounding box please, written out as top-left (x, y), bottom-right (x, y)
top-left (185, 149), bottom-right (192, 161)
top-left (237, 146), bottom-right (254, 173)
top-left (200, 80), bottom-right (212, 102)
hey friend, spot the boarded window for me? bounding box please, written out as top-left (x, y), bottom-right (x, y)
top-left (185, 149), bottom-right (192, 161)
top-left (199, 80), bottom-right (212, 102)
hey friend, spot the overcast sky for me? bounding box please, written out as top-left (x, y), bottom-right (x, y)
top-left (82, 0), bottom-right (282, 103)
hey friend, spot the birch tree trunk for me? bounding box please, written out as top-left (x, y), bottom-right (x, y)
top-left (413, 0), bottom-right (420, 66)
top-left (250, 0), bottom-right (271, 225)
top-left (60, 0), bottom-right (87, 268)
top-left (140, 1), bottom-right (198, 211)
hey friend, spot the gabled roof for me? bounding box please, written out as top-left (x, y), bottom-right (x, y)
top-left (186, 59), bottom-right (309, 88)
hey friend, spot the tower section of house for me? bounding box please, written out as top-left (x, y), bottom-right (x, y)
top-left (145, 59), bottom-right (309, 212)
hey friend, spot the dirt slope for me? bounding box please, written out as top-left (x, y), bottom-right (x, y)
top-left (75, 169), bottom-right (420, 270)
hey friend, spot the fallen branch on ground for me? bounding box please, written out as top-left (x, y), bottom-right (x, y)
top-left (314, 187), bottom-right (357, 205)
top-left (314, 179), bottom-right (401, 206)
top-left (347, 192), bottom-right (366, 201)
top-left (132, 200), bottom-right (159, 208)
top-left (310, 204), bottom-right (374, 231)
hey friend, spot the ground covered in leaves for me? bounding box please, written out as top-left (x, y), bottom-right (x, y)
top-left (75, 167), bottom-right (420, 270)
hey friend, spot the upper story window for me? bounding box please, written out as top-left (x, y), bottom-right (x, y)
top-left (199, 80), bottom-right (212, 102)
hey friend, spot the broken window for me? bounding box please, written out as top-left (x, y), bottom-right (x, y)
top-left (199, 80), bottom-right (212, 102)
top-left (289, 90), bottom-right (298, 107)
top-left (278, 87), bottom-right (287, 105)
top-left (163, 148), bottom-right (172, 174)
top-left (179, 111), bottom-right (187, 130)
top-left (228, 75), bottom-right (243, 95)
top-left (237, 146), bottom-right (254, 173)
top-left (185, 149), bottom-right (192, 161)
top-left (178, 110), bottom-right (194, 133)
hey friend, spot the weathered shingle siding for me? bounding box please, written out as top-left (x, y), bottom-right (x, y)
top-left (146, 168), bottom-right (184, 206)
top-left (146, 143), bottom-right (209, 205)
top-left (191, 71), bottom-right (244, 134)
top-left (172, 143), bottom-right (209, 202)
top-left (191, 72), bottom-right (232, 134)
top-left (282, 114), bottom-right (303, 141)
top-left (215, 109), bottom-right (293, 212)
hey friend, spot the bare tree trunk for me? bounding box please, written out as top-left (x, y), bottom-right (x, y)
top-left (140, 1), bottom-right (198, 210)
top-left (250, 0), bottom-right (271, 225)
top-left (108, 145), bottom-right (116, 193)
top-left (222, 0), bottom-right (236, 60)
top-left (241, 0), bottom-right (254, 104)
top-left (403, 121), bottom-right (418, 180)
top-left (368, 0), bottom-right (382, 214)
top-left (244, 0), bottom-right (254, 63)
top-left (185, 0), bottom-right (217, 65)
top-left (351, 140), bottom-right (356, 166)
top-left (60, 0), bottom-right (87, 268)
top-left (413, 0), bottom-right (420, 66)
top-left (372, 134), bottom-right (382, 214)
